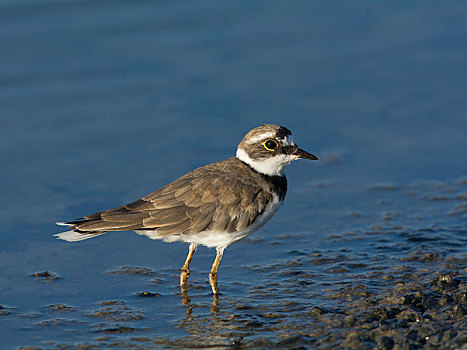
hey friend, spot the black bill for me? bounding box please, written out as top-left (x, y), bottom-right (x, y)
top-left (294, 147), bottom-right (318, 160)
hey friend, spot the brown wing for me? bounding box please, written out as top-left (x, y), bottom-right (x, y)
top-left (67, 158), bottom-right (274, 235)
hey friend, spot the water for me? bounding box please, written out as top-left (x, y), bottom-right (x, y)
top-left (1, 1), bottom-right (466, 348)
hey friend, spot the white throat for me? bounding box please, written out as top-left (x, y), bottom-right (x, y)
top-left (236, 148), bottom-right (296, 176)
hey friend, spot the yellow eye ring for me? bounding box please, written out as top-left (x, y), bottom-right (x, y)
top-left (263, 139), bottom-right (279, 151)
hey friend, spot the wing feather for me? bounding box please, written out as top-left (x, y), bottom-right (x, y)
top-left (64, 158), bottom-right (276, 237)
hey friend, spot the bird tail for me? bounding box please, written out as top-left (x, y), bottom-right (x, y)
top-left (54, 203), bottom-right (154, 242)
top-left (54, 222), bottom-right (106, 242)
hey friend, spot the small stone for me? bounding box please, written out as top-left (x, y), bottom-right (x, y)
top-left (344, 331), bottom-right (363, 347)
top-left (136, 291), bottom-right (161, 297)
top-left (48, 304), bottom-right (74, 311)
top-left (454, 291), bottom-right (467, 305)
top-left (308, 306), bottom-right (327, 316)
top-left (344, 315), bottom-right (356, 327)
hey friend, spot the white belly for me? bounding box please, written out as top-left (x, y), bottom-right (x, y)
top-left (136, 195), bottom-right (283, 249)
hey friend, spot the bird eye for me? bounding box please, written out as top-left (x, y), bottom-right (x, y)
top-left (263, 139), bottom-right (279, 151)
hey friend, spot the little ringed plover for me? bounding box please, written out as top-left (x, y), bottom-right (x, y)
top-left (55, 124), bottom-right (318, 294)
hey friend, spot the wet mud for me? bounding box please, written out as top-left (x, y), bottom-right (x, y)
top-left (6, 178), bottom-right (465, 349)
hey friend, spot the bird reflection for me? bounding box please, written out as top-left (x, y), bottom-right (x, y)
top-left (176, 281), bottom-right (253, 347)
top-left (211, 294), bottom-right (220, 313)
top-left (177, 279), bottom-right (263, 349)
top-left (177, 286), bottom-right (243, 346)
top-left (180, 288), bottom-right (219, 315)
top-left (180, 290), bottom-right (193, 317)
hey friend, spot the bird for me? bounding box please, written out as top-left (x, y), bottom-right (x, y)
top-left (54, 124), bottom-right (318, 294)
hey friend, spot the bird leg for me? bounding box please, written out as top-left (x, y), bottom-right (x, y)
top-left (209, 247), bottom-right (224, 295)
top-left (180, 243), bottom-right (198, 290)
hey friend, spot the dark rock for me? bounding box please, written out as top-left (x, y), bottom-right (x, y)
top-left (31, 271), bottom-right (59, 282)
top-left (136, 291), bottom-right (161, 297)
top-left (48, 304), bottom-right (75, 311)
top-left (343, 331), bottom-right (365, 348)
top-left (453, 291), bottom-right (467, 305)
top-left (378, 336), bottom-right (394, 350)
top-left (107, 266), bottom-right (155, 276)
top-left (447, 305), bottom-right (466, 320)
top-left (307, 306), bottom-right (327, 316)
top-left (344, 315), bottom-right (356, 327)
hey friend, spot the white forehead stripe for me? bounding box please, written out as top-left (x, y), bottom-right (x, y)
top-left (246, 132), bottom-right (275, 144)
top-left (247, 133), bottom-right (295, 145)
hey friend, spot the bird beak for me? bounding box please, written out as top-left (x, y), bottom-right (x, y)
top-left (293, 146), bottom-right (318, 160)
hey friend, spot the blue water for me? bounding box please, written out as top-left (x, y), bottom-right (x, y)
top-left (1, 1), bottom-right (466, 348)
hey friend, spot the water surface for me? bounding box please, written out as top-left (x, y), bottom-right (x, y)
top-left (1, 1), bottom-right (466, 348)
